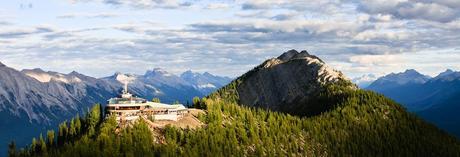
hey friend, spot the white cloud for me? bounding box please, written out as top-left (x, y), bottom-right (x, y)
top-left (0, 0), bottom-right (459, 78)
top-left (57, 12), bottom-right (120, 19)
top-left (357, 0), bottom-right (460, 22)
top-left (71, 0), bottom-right (193, 9)
top-left (349, 54), bottom-right (404, 66)
top-left (204, 3), bottom-right (230, 9)
top-left (0, 25), bottom-right (56, 38)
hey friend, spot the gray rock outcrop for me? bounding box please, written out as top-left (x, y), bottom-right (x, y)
top-left (236, 49), bottom-right (352, 113)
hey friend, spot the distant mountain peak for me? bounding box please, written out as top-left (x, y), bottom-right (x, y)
top-left (432, 69), bottom-right (460, 82)
top-left (22, 69), bottom-right (84, 83)
top-left (367, 69), bottom-right (431, 91)
top-left (113, 72), bottom-right (136, 83)
top-left (181, 70), bottom-right (214, 77)
top-left (0, 61), bottom-right (4, 67)
top-left (436, 69), bottom-right (455, 78)
top-left (388, 69), bottom-right (428, 78)
top-left (404, 69), bottom-right (418, 73)
top-left (111, 71), bottom-right (131, 78)
top-left (145, 68), bottom-right (172, 77)
top-left (68, 71), bottom-right (81, 75)
top-left (180, 70), bottom-right (232, 95)
top-left (183, 69), bottom-right (193, 73)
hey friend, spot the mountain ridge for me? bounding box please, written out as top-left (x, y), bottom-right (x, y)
top-left (180, 70), bottom-right (232, 95)
top-left (366, 69), bottom-right (460, 137)
top-left (0, 62), bottom-right (229, 155)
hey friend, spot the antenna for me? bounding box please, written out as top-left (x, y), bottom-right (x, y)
top-left (120, 79), bottom-right (132, 98)
top-left (123, 80), bottom-right (128, 94)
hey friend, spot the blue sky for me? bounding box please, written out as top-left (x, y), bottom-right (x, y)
top-left (1, 0), bottom-right (460, 78)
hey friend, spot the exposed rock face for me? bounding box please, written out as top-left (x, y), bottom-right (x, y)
top-left (1, 67), bottom-right (119, 125)
top-left (236, 49), bottom-right (352, 112)
top-left (0, 65), bottom-right (122, 154)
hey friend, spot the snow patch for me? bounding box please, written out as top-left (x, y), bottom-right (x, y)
top-left (25, 72), bottom-right (81, 83)
top-left (198, 83), bottom-right (216, 89)
top-left (115, 73), bottom-right (136, 83)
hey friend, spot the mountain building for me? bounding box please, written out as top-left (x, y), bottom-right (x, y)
top-left (105, 81), bottom-right (188, 122)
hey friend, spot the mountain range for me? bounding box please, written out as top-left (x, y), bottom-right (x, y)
top-left (0, 62), bottom-right (231, 154)
top-left (7, 50), bottom-right (460, 156)
top-left (366, 69), bottom-right (460, 138)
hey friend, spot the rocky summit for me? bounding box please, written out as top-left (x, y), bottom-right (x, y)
top-left (234, 49), bottom-right (353, 114)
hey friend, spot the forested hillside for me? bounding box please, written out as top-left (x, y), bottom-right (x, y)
top-left (9, 84), bottom-right (460, 157)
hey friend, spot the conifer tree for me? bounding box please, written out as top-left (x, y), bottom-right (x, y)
top-left (152, 98), bottom-right (161, 103)
top-left (47, 130), bottom-right (55, 146)
top-left (8, 141), bottom-right (16, 157)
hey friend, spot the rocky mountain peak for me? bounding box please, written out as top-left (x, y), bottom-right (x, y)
top-left (22, 69), bottom-right (84, 83)
top-left (262, 49), bottom-right (345, 84)
top-left (182, 70), bottom-right (193, 74)
top-left (444, 69), bottom-right (454, 73)
top-left (277, 49), bottom-right (323, 62)
top-left (68, 71), bottom-right (81, 76)
top-left (180, 70), bottom-right (197, 78)
top-left (436, 69), bottom-right (455, 78)
top-left (145, 68), bottom-right (172, 77)
top-left (403, 69), bottom-right (421, 75)
top-left (432, 69), bottom-right (460, 82)
top-left (203, 72), bottom-right (213, 76)
top-left (113, 72), bottom-right (136, 83)
top-left (110, 72), bottom-right (124, 78)
top-left (0, 61), bottom-right (5, 67)
top-left (368, 69), bottom-right (431, 91)
top-left (225, 49), bottom-right (353, 115)
top-left (277, 49), bottom-right (300, 61)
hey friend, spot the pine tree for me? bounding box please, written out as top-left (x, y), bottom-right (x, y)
top-left (192, 96), bottom-right (200, 109)
top-left (8, 141), bottom-right (16, 157)
top-left (152, 98), bottom-right (161, 103)
top-left (47, 130), bottom-right (55, 146)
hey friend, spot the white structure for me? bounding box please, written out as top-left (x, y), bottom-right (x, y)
top-left (105, 81), bottom-right (188, 122)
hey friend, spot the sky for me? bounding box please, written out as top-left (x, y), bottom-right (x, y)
top-left (0, 0), bottom-right (460, 78)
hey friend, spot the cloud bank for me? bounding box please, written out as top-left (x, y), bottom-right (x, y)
top-left (0, 0), bottom-right (459, 78)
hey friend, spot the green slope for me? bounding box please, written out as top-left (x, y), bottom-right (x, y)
top-left (9, 84), bottom-right (460, 157)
